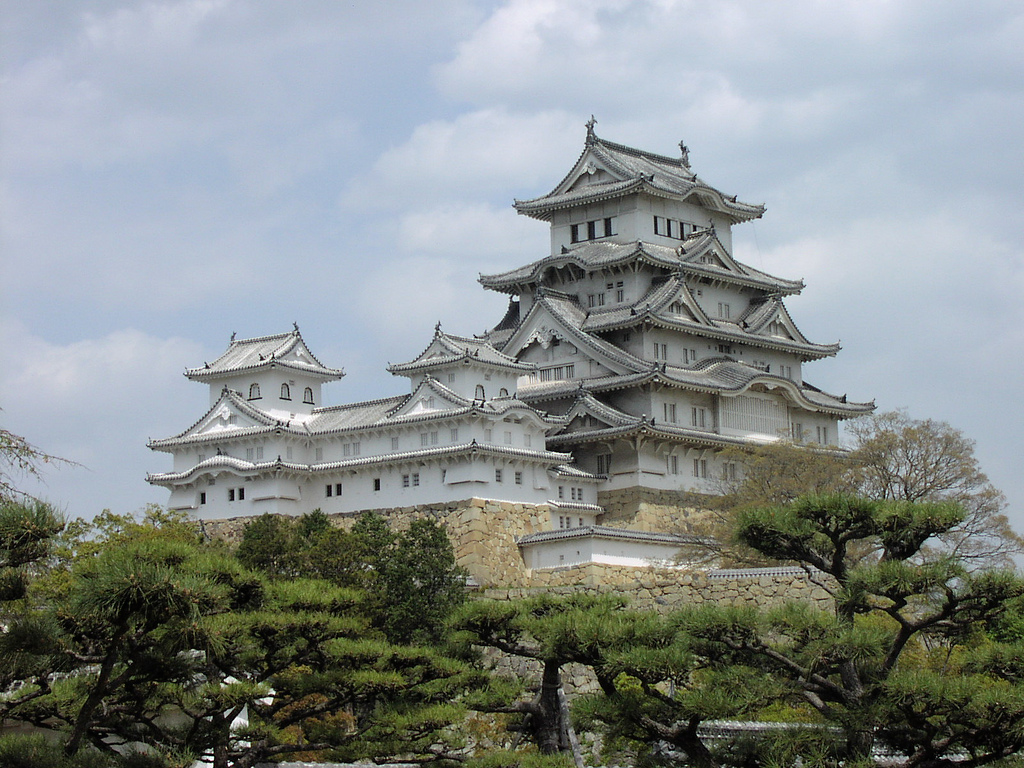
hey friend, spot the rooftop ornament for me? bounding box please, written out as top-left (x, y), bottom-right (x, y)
top-left (679, 140), bottom-right (690, 168)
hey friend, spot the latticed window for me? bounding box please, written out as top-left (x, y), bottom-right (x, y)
top-left (248, 383), bottom-right (261, 399)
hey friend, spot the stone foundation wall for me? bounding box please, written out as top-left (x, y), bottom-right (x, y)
top-left (597, 487), bottom-right (719, 535)
top-left (200, 498), bottom-right (545, 587)
top-left (484, 567), bottom-right (831, 612)
top-left (199, 497), bottom-right (831, 605)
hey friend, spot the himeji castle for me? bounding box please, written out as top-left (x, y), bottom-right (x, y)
top-left (149, 124), bottom-right (872, 571)
top-left (478, 122), bottom-right (874, 492)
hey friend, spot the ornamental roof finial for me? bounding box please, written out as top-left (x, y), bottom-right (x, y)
top-left (585, 115), bottom-right (597, 143)
top-left (230, 331), bottom-right (236, 342)
top-left (435, 320), bottom-right (442, 335)
top-left (679, 140), bottom-right (690, 168)
top-left (292, 321), bottom-right (299, 332)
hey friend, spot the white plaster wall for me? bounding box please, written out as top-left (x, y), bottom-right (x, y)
top-left (527, 535), bottom-right (682, 569)
top-left (203, 373), bottom-right (323, 412)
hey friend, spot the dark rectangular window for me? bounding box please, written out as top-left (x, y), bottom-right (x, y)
top-left (373, 478), bottom-right (381, 491)
top-left (335, 483), bottom-right (343, 496)
top-left (199, 492), bottom-right (207, 505)
top-left (325, 485), bottom-right (332, 497)
top-left (228, 488), bottom-right (235, 502)
top-left (238, 487), bottom-right (244, 501)
top-left (587, 220), bottom-right (597, 240)
top-left (570, 224), bottom-right (581, 243)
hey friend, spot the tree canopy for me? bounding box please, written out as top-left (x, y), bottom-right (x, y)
top-left (712, 411), bottom-right (1021, 568)
top-left (0, 506), bottom-right (484, 768)
top-left (539, 494), bottom-right (1024, 768)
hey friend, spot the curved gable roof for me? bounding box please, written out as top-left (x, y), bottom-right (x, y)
top-left (514, 131), bottom-right (765, 224)
top-left (186, 327), bottom-right (343, 382)
top-left (387, 326), bottom-right (533, 376)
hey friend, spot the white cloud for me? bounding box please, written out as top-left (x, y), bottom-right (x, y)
top-left (397, 202), bottom-right (545, 265)
top-left (352, 254), bottom-right (509, 348)
top-left (0, 321), bottom-right (206, 517)
top-left (340, 108), bottom-right (582, 211)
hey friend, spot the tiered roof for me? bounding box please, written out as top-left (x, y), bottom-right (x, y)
top-left (387, 325), bottom-right (533, 376)
top-left (480, 232), bottom-right (803, 296)
top-left (546, 385), bottom-right (872, 451)
top-left (513, 128), bottom-right (765, 224)
top-left (185, 326), bottom-right (343, 382)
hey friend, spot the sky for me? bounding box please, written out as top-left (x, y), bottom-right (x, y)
top-left (2, 0), bottom-right (1022, 536)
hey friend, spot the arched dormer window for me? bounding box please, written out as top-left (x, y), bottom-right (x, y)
top-left (303, 387), bottom-right (314, 404)
top-left (280, 383), bottom-right (291, 400)
top-left (499, 387), bottom-right (509, 397)
top-left (248, 383), bottom-right (261, 400)
top-left (475, 384), bottom-right (485, 400)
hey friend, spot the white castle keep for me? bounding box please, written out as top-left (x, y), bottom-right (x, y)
top-left (148, 125), bottom-right (873, 569)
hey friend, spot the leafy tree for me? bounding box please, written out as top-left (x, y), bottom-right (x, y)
top-left (678, 494), bottom-right (1024, 767)
top-left (1, 509), bottom-right (485, 768)
top-left (0, 496), bottom-right (65, 599)
top-left (537, 495), bottom-right (1024, 768)
top-left (236, 511), bottom-right (466, 644)
top-left (712, 411), bottom-right (1021, 568)
top-left (236, 510), bottom-right (372, 587)
top-left (376, 517), bottom-right (468, 644)
top-left (847, 410), bottom-right (1021, 566)
top-left (451, 593), bottom-right (637, 762)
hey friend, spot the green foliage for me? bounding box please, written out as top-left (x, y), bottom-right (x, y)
top-left (0, 508), bottom-right (484, 768)
top-left (714, 411), bottom-right (1022, 568)
top-left (453, 593), bottom-right (634, 758)
top-left (0, 497), bottom-right (65, 602)
top-left (538, 493), bottom-right (1024, 768)
top-left (374, 517), bottom-right (467, 644)
top-left (237, 511), bottom-right (466, 644)
top-left (0, 734), bottom-right (115, 768)
top-left (466, 748), bottom-right (574, 768)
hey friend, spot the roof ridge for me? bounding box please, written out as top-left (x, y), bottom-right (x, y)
top-left (314, 394), bottom-right (407, 412)
top-left (593, 135), bottom-right (687, 168)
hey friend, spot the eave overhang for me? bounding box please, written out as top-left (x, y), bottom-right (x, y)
top-left (148, 441), bottom-right (574, 487)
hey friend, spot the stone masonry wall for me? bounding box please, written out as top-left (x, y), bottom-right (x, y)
top-left (202, 499), bottom-right (833, 699)
top-left (200, 497), bottom-right (832, 604)
top-left (597, 487), bottom-right (719, 535)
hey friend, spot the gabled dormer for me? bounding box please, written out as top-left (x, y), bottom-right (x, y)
top-left (513, 121), bottom-right (764, 257)
top-left (148, 387), bottom-right (286, 457)
top-left (387, 325), bottom-right (533, 403)
top-left (185, 325), bottom-right (343, 414)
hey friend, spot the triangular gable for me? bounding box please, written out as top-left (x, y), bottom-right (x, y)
top-left (389, 328), bottom-right (529, 376)
top-left (680, 231), bottom-right (747, 276)
top-left (178, 391), bottom-right (278, 442)
top-left (744, 300), bottom-right (811, 345)
top-left (502, 298), bottom-right (642, 376)
top-left (559, 393), bottom-right (636, 433)
top-left (563, 152), bottom-right (624, 193)
top-left (646, 276), bottom-right (713, 326)
top-left (550, 144), bottom-right (627, 197)
top-left (274, 336), bottom-right (320, 367)
top-left (387, 377), bottom-right (471, 420)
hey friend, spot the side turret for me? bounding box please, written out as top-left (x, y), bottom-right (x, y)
top-left (184, 325), bottom-right (343, 417)
top-left (386, 324), bottom-right (534, 403)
